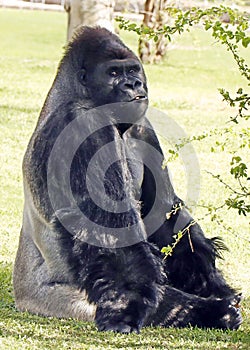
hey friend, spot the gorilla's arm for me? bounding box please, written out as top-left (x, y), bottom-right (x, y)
top-left (125, 118), bottom-right (236, 299)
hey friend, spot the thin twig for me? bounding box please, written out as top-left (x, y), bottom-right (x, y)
top-left (205, 170), bottom-right (244, 196)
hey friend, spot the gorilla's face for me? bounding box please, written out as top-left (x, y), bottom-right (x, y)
top-left (84, 58), bottom-right (148, 107)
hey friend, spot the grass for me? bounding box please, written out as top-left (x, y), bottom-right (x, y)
top-left (0, 8), bottom-right (249, 349)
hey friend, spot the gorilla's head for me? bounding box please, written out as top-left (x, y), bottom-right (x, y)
top-left (66, 26), bottom-right (148, 108)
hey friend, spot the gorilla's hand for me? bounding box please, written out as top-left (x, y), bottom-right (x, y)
top-left (95, 300), bottom-right (145, 334)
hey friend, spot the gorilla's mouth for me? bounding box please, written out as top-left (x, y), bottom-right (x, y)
top-left (130, 95), bottom-right (147, 102)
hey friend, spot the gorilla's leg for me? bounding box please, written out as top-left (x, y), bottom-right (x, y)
top-left (146, 286), bottom-right (242, 330)
top-left (14, 228), bottom-right (242, 331)
top-left (14, 225), bottom-right (165, 333)
top-left (13, 230), bottom-right (96, 320)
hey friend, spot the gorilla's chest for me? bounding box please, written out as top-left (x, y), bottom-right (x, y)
top-left (70, 124), bottom-right (145, 203)
top-left (123, 135), bottom-right (144, 198)
top-left (102, 132), bottom-right (144, 202)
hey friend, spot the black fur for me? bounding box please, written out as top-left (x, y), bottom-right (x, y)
top-left (13, 26), bottom-right (242, 333)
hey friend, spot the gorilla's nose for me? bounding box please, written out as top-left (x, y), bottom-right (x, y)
top-left (120, 78), bottom-right (143, 91)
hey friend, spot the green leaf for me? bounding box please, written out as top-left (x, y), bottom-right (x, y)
top-left (231, 156), bottom-right (242, 164)
top-left (177, 231), bottom-right (183, 240)
top-left (242, 37), bottom-right (250, 48)
top-left (161, 246), bottom-right (172, 255)
top-left (204, 22), bottom-right (212, 31)
top-left (128, 23), bottom-right (137, 30)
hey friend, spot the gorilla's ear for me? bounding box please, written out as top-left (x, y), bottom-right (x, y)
top-left (77, 69), bottom-right (86, 85)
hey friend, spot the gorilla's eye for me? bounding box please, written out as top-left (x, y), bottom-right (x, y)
top-left (110, 71), bottom-right (118, 77)
top-left (128, 65), bottom-right (140, 74)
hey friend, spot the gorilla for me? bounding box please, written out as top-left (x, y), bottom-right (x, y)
top-left (13, 26), bottom-right (242, 333)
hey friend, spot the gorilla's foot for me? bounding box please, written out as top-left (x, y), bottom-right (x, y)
top-left (217, 294), bottom-right (243, 330)
top-left (144, 286), bottom-right (243, 330)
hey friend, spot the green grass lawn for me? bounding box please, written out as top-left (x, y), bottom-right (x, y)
top-left (0, 8), bottom-right (249, 350)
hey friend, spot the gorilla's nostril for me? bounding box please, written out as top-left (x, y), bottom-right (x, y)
top-left (121, 78), bottom-right (142, 91)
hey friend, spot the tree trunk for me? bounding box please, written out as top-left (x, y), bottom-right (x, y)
top-left (139, 0), bottom-right (169, 64)
top-left (64, 0), bottom-right (115, 41)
